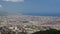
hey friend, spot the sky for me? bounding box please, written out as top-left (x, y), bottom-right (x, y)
top-left (0, 0), bottom-right (60, 16)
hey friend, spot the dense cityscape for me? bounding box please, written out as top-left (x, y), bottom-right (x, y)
top-left (0, 14), bottom-right (60, 34)
top-left (0, 0), bottom-right (60, 34)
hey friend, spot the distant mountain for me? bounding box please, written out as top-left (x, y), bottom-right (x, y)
top-left (0, 11), bottom-right (8, 16)
top-left (0, 11), bottom-right (20, 16)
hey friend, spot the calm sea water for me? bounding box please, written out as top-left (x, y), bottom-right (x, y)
top-left (22, 13), bottom-right (60, 17)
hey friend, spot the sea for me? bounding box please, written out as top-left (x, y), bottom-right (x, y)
top-left (22, 13), bottom-right (60, 17)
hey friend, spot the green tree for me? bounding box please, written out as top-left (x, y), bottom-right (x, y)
top-left (32, 29), bottom-right (60, 34)
top-left (18, 32), bottom-right (26, 34)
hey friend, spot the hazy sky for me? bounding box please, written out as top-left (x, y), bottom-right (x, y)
top-left (0, 0), bottom-right (60, 15)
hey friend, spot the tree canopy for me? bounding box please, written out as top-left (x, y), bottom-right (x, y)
top-left (32, 29), bottom-right (60, 34)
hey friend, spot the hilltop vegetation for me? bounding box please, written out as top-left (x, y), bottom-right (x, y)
top-left (32, 29), bottom-right (60, 34)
